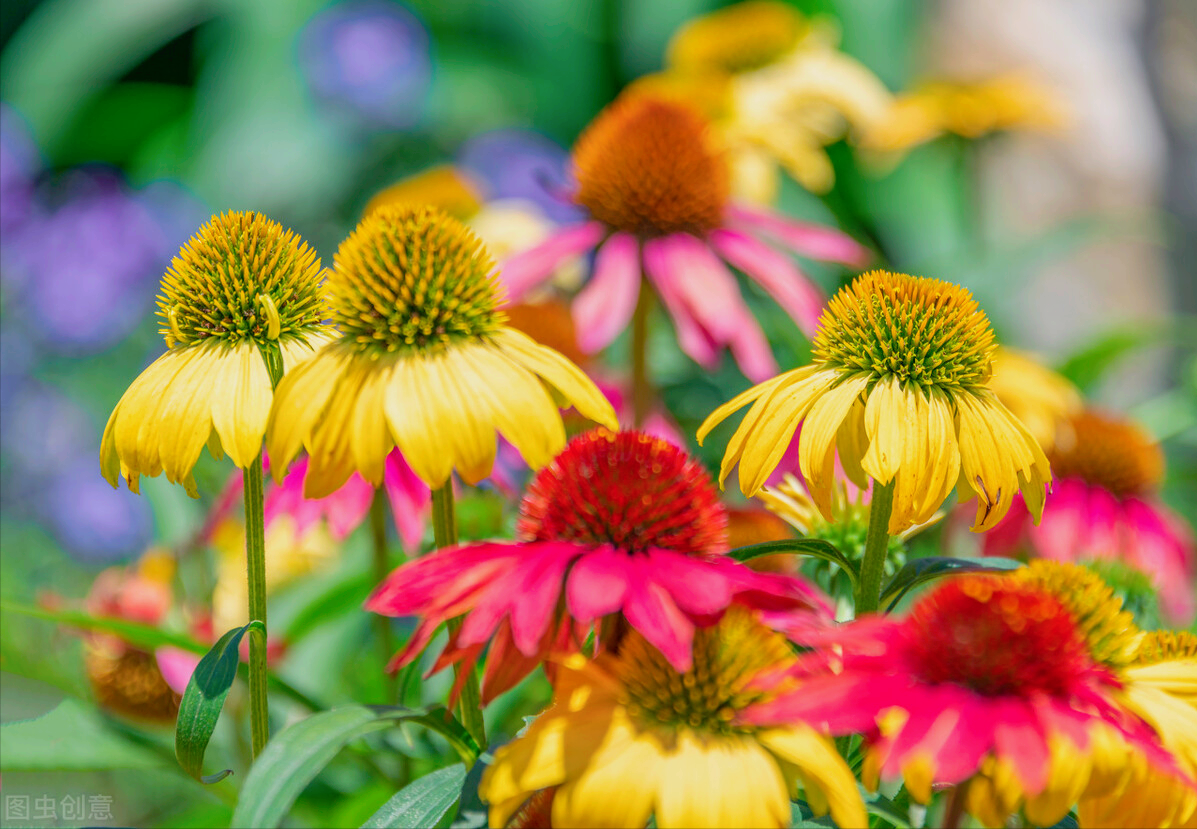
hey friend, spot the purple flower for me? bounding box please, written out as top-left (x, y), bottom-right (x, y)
top-left (298, 1), bottom-right (432, 130)
top-left (458, 129), bottom-right (583, 224)
top-left (0, 104), bottom-right (39, 236)
top-left (45, 454), bottom-right (154, 563)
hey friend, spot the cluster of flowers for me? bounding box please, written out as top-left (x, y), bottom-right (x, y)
top-left (82, 2), bottom-right (1194, 827)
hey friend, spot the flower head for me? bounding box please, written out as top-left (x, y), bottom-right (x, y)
top-left (268, 205), bottom-right (615, 493)
top-left (481, 606), bottom-right (865, 829)
top-left (363, 165), bottom-right (482, 220)
top-left (101, 212), bottom-right (329, 496)
top-left (699, 270), bottom-right (1051, 533)
top-left (501, 92), bottom-right (868, 381)
top-left (987, 348), bottom-right (1081, 453)
top-left (744, 572), bottom-right (1187, 827)
top-left (366, 429), bottom-right (831, 703)
top-left (667, 0), bottom-right (813, 75)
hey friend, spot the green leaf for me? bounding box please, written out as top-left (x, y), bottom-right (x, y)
top-left (864, 792), bottom-right (911, 829)
top-left (881, 557), bottom-right (1023, 611)
top-left (730, 539), bottom-right (857, 585)
top-left (0, 600), bottom-right (207, 655)
top-left (232, 705), bottom-right (480, 829)
top-left (175, 621), bottom-right (264, 784)
top-left (283, 572), bottom-right (374, 643)
top-left (361, 763), bottom-right (466, 828)
top-left (0, 698), bottom-right (164, 772)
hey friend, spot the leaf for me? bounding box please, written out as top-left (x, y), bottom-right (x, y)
top-left (730, 539), bottom-right (857, 584)
top-left (0, 698), bottom-right (164, 772)
top-left (881, 557), bottom-right (1023, 611)
top-left (361, 763), bottom-right (466, 828)
top-left (864, 792), bottom-right (911, 829)
top-left (175, 621), bottom-right (264, 784)
top-left (0, 600), bottom-right (207, 655)
top-left (283, 572), bottom-right (374, 643)
top-left (232, 705), bottom-right (480, 829)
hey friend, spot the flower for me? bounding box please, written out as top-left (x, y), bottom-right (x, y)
top-left (987, 347), bottom-right (1081, 453)
top-left (500, 93), bottom-right (869, 381)
top-left (480, 606), bottom-right (866, 829)
top-left (298, 0), bottom-right (432, 130)
top-left (982, 410), bottom-right (1195, 624)
top-left (458, 128), bottom-right (583, 224)
top-left (860, 74), bottom-right (1065, 157)
top-left (655, 0), bottom-right (892, 201)
top-left (699, 269), bottom-right (1051, 533)
top-left (100, 212), bottom-right (330, 496)
top-left (742, 572), bottom-right (1189, 828)
top-left (366, 429), bottom-right (832, 703)
top-left (363, 165), bottom-right (482, 221)
top-left (267, 205), bottom-right (615, 494)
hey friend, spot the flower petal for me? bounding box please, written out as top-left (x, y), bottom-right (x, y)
top-left (573, 233), bottom-right (641, 353)
top-left (499, 221), bottom-right (605, 301)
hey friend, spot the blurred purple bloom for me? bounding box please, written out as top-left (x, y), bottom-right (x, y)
top-left (458, 129), bottom-right (583, 224)
top-left (0, 104), bottom-right (39, 236)
top-left (44, 454), bottom-right (153, 562)
top-left (299, 1), bottom-right (432, 130)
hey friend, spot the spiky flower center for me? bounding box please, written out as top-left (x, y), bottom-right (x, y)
top-left (329, 205), bottom-right (505, 353)
top-left (157, 211), bottom-right (326, 348)
top-left (616, 606), bottom-right (793, 734)
top-left (903, 576), bottom-right (1092, 697)
top-left (573, 95), bottom-right (729, 238)
top-left (517, 429), bottom-right (727, 555)
top-left (667, 0), bottom-right (805, 74)
top-left (86, 646), bottom-right (180, 723)
top-left (1014, 560), bottom-right (1142, 669)
top-left (1051, 411), bottom-right (1164, 496)
top-left (363, 166), bottom-right (482, 221)
top-left (1134, 631), bottom-right (1197, 664)
top-left (812, 270), bottom-right (996, 392)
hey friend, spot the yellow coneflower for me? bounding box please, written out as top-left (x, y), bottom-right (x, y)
top-left (652, 0), bottom-right (891, 201)
top-left (100, 212), bottom-right (329, 496)
top-left (480, 606), bottom-right (865, 829)
top-left (699, 269), bottom-right (1051, 536)
top-left (266, 205), bottom-right (615, 496)
top-left (987, 347), bottom-right (1081, 453)
top-left (363, 165), bottom-right (483, 221)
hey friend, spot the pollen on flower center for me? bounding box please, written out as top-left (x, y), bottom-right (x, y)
top-left (903, 575), bottom-right (1092, 697)
top-left (667, 0), bottom-right (805, 74)
top-left (1051, 411), bottom-right (1164, 496)
top-left (1013, 560), bottom-right (1141, 669)
top-left (157, 211), bottom-right (326, 348)
top-left (812, 270), bottom-right (996, 392)
top-left (573, 95), bottom-right (729, 238)
top-left (616, 606), bottom-right (793, 733)
top-left (1134, 630), bottom-right (1197, 665)
top-left (329, 205), bottom-right (505, 353)
top-left (517, 429), bottom-right (727, 555)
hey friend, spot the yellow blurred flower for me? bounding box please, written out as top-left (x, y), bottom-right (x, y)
top-left (861, 74), bottom-right (1066, 158)
top-left (267, 205), bottom-right (615, 494)
top-left (651, 0), bottom-right (891, 202)
top-left (987, 348), bottom-right (1081, 453)
top-left (480, 606), bottom-right (865, 829)
top-left (699, 270), bottom-right (1051, 534)
top-left (100, 212), bottom-right (330, 497)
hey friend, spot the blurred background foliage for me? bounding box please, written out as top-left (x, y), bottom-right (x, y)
top-left (1, 0), bottom-right (1194, 826)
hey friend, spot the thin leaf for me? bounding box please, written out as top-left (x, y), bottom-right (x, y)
top-left (0, 601), bottom-right (207, 654)
top-left (232, 705), bottom-right (480, 829)
top-left (730, 539), bottom-right (857, 584)
top-left (881, 557), bottom-right (1023, 611)
top-left (864, 792), bottom-right (912, 829)
top-left (362, 763), bottom-right (466, 828)
top-left (175, 621), bottom-right (264, 783)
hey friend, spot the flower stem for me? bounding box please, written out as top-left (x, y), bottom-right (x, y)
top-left (854, 478), bottom-right (895, 616)
top-left (243, 455), bottom-right (270, 758)
top-left (631, 280), bottom-right (653, 427)
top-left (370, 488), bottom-right (398, 703)
top-left (431, 484), bottom-right (487, 752)
top-left (942, 780), bottom-right (969, 829)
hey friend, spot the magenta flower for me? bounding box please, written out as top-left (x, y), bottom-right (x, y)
top-left (498, 94), bottom-right (868, 381)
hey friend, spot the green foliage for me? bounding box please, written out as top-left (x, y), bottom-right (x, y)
top-left (361, 763), bottom-right (466, 829)
top-left (881, 557), bottom-right (1023, 611)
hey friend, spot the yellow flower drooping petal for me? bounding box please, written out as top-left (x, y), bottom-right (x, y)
top-left (267, 205), bottom-right (615, 492)
top-left (100, 212), bottom-right (328, 495)
top-left (698, 270), bottom-right (1051, 533)
top-left (987, 348), bottom-right (1081, 453)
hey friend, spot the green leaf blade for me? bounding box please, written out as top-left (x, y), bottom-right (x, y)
top-left (881, 557), bottom-right (1022, 611)
top-left (361, 763), bottom-right (466, 828)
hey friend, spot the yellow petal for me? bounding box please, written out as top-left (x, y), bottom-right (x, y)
top-left (383, 356), bottom-right (454, 488)
top-left (426, 348), bottom-right (498, 485)
top-left (348, 356), bottom-right (396, 487)
top-left (861, 375), bottom-right (906, 486)
top-left (156, 343), bottom-right (220, 485)
top-left (836, 398), bottom-right (869, 489)
top-left (112, 346), bottom-right (194, 483)
top-left (656, 732), bottom-right (789, 829)
top-left (551, 715), bottom-right (661, 829)
top-left (757, 726), bottom-right (867, 829)
top-left (305, 354), bottom-right (370, 497)
top-left (267, 343), bottom-right (351, 482)
top-left (697, 367), bottom-right (803, 449)
top-left (491, 327), bottom-right (617, 430)
top-left (736, 369), bottom-right (833, 496)
top-left (211, 342), bottom-right (273, 469)
top-left (799, 373), bottom-right (869, 520)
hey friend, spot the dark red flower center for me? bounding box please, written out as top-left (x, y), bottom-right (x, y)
top-left (1051, 410), bottom-right (1163, 497)
top-left (902, 576), bottom-right (1092, 697)
top-left (517, 429), bottom-right (727, 555)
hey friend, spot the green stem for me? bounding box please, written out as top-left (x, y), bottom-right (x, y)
top-left (942, 780), bottom-right (969, 829)
top-left (431, 484), bottom-right (487, 753)
top-left (370, 488), bottom-right (398, 702)
top-left (243, 457), bottom-right (270, 758)
top-left (630, 281), bottom-right (653, 427)
top-left (854, 478), bottom-right (895, 616)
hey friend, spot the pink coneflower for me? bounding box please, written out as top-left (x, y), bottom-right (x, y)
top-left (499, 93), bottom-right (869, 381)
top-left (742, 573), bottom-right (1192, 828)
top-left (982, 410), bottom-right (1195, 625)
top-left (366, 429), bottom-right (832, 703)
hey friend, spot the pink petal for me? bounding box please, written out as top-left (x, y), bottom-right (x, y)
top-left (383, 451), bottom-right (431, 551)
top-left (508, 545), bottom-right (578, 654)
top-left (322, 474), bottom-right (375, 541)
top-left (642, 550), bottom-right (735, 617)
top-left (992, 702), bottom-right (1050, 795)
top-left (643, 236), bottom-right (719, 368)
top-left (1122, 497), bottom-right (1196, 625)
top-left (727, 317), bottom-right (779, 382)
top-left (364, 543), bottom-right (518, 615)
top-left (1027, 479), bottom-right (1090, 561)
top-left (565, 546), bottom-right (632, 622)
top-left (622, 561), bottom-right (696, 672)
top-left (710, 228), bottom-right (825, 335)
top-left (572, 233), bottom-right (641, 353)
top-left (155, 647), bottom-right (200, 696)
top-left (499, 221), bottom-right (605, 301)
top-left (979, 493), bottom-right (1029, 558)
top-left (727, 204), bottom-right (869, 266)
